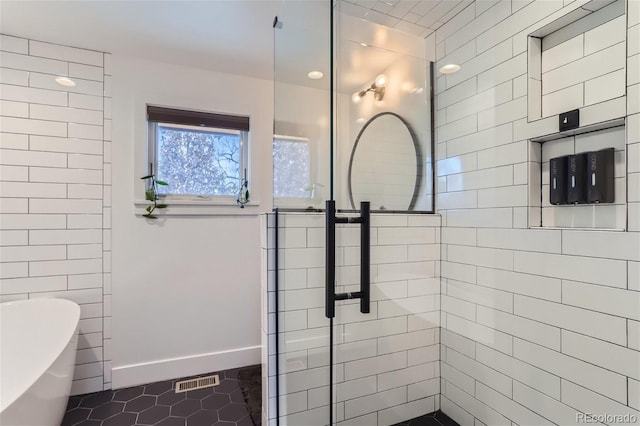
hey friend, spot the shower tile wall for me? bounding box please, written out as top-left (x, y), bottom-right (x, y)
top-left (539, 2), bottom-right (626, 117)
top-left (0, 35), bottom-right (112, 394)
top-left (434, 0), bottom-right (639, 424)
top-left (262, 212), bottom-right (441, 426)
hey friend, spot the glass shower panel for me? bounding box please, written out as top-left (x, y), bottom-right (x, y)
top-left (330, 5), bottom-right (439, 425)
top-left (273, 0), bottom-right (332, 210)
top-left (273, 1), bottom-right (332, 425)
top-left (331, 214), bottom-right (441, 425)
top-left (334, 7), bottom-right (434, 212)
top-left (273, 1), bottom-right (437, 425)
top-left (273, 212), bottom-right (331, 426)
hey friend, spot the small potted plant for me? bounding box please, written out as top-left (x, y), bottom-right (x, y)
top-left (237, 169), bottom-right (250, 208)
top-left (141, 174), bottom-right (168, 219)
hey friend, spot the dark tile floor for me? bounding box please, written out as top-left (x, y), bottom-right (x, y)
top-left (63, 364), bottom-right (457, 426)
top-left (62, 365), bottom-right (261, 426)
top-left (392, 410), bottom-right (460, 426)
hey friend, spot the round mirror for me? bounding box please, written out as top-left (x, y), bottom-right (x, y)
top-left (348, 112), bottom-right (421, 210)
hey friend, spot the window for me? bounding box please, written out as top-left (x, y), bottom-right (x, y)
top-left (273, 135), bottom-right (312, 199)
top-left (147, 106), bottom-right (249, 198)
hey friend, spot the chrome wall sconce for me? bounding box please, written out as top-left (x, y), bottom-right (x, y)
top-left (352, 74), bottom-right (387, 103)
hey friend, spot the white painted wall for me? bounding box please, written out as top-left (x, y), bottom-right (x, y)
top-left (110, 55), bottom-right (274, 388)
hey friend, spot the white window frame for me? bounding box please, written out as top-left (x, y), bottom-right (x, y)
top-left (134, 104), bottom-right (259, 216)
top-left (148, 122), bottom-right (249, 202)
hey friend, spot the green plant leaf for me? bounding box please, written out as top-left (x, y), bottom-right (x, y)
top-left (145, 205), bottom-right (152, 212)
top-left (156, 180), bottom-right (169, 186)
top-left (156, 204), bottom-right (168, 209)
top-left (140, 175), bottom-right (154, 180)
top-left (144, 214), bottom-right (158, 219)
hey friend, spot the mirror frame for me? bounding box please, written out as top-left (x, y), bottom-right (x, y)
top-left (347, 111), bottom-right (422, 211)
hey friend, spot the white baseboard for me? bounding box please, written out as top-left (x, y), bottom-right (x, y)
top-left (111, 345), bottom-right (261, 389)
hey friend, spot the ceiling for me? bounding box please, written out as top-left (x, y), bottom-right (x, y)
top-left (341, 0), bottom-right (473, 38)
top-left (0, 0), bottom-right (462, 83)
top-left (0, 0), bottom-right (282, 80)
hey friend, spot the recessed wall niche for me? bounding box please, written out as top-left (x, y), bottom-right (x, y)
top-left (529, 122), bottom-right (627, 231)
top-left (527, 0), bottom-right (626, 122)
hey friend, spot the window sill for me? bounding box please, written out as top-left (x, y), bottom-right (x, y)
top-left (134, 199), bottom-right (261, 217)
top-left (273, 197), bottom-right (321, 210)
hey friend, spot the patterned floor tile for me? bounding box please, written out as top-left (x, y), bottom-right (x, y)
top-left (62, 365), bottom-right (261, 426)
top-left (64, 365), bottom-right (457, 426)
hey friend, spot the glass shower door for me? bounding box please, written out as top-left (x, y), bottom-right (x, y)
top-left (273, 0), bottom-right (331, 211)
top-left (273, 1), bottom-right (333, 425)
top-left (273, 1), bottom-right (437, 424)
top-left (330, 3), bottom-right (438, 424)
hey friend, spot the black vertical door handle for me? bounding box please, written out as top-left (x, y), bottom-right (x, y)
top-left (359, 202), bottom-right (370, 314)
top-left (325, 200), bottom-right (337, 319)
top-left (325, 200), bottom-right (371, 318)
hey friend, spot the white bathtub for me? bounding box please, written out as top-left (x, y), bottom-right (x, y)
top-left (1, 298), bottom-right (81, 426)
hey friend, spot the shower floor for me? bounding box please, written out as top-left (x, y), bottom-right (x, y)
top-left (62, 365), bottom-right (261, 426)
top-left (391, 410), bottom-right (460, 426)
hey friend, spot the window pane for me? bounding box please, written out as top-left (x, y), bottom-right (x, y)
top-left (273, 139), bottom-right (311, 198)
top-left (157, 125), bottom-right (240, 196)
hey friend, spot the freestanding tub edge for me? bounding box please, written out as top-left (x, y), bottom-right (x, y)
top-left (1, 298), bottom-right (81, 426)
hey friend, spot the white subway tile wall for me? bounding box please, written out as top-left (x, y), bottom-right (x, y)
top-left (102, 49), bottom-right (112, 390)
top-left (263, 213), bottom-right (441, 426)
top-left (0, 35), bottom-right (110, 394)
top-left (534, 2), bottom-right (627, 118)
top-left (436, 0), bottom-right (639, 424)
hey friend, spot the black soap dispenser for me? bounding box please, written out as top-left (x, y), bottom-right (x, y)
top-left (549, 156), bottom-right (568, 205)
top-left (567, 153), bottom-right (587, 204)
top-left (586, 148), bottom-right (615, 203)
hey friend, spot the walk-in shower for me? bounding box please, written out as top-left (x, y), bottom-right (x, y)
top-left (267, 0), bottom-right (438, 424)
top-left (264, 0), bottom-right (639, 425)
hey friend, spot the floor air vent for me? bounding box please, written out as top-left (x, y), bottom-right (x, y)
top-left (175, 374), bottom-right (220, 393)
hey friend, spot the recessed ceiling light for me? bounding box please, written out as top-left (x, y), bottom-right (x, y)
top-left (439, 64), bottom-right (461, 74)
top-left (307, 71), bottom-right (324, 80)
top-left (55, 76), bottom-right (76, 87)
